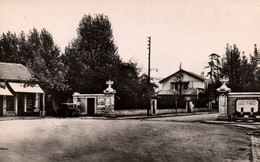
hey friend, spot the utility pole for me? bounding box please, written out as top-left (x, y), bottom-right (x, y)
top-left (147, 36), bottom-right (151, 116)
top-left (147, 36), bottom-right (151, 84)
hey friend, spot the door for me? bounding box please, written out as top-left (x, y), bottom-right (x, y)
top-left (87, 98), bottom-right (95, 116)
top-left (18, 93), bottom-right (24, 116)
top-left (152, 100), bottom-right (155, 115)
top-left (0, 96), bottom-right (3, 116)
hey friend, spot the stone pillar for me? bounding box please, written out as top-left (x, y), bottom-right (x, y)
top-left (72, 92), bottom-right (80, 105)
top-left (3, 96), bottom-right (6, 116)
top-left (217, 77), bottom-right (231, 120)
top-left (24, 94), bottom-right (27, 112)
top-left (150, 99), bottom-right (157, 115)
top-left (42, 93), bottom-right (46, 117)
top-left (186, 97), bottom-right (191, 113)
top-left (103, 80), bottom-right (116, 116)
top-left (14, 93), bottom-right (18, 116)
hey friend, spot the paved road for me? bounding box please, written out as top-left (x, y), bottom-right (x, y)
top-left (0, 116), bottom-right (253, 162)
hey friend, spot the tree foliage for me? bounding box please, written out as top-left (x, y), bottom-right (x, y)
top-left (63, 14), bottom-right (156, 109)
top-left (207, 44), bottom-right (260, 92)
top-left (204, 53), bottom-right (221, 82)
top-left (26, 28), bottom-right (68, 93)
top-left (0, 29), bottom-right (68, 94)
top-left (221, 44), bottom-right (242, 91)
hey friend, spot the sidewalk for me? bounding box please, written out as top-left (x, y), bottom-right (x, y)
top-left (114, 111), bottom-right (216, 120)
top-left (0, 116), bottom-right (43, 121)
top-left (1, 112), bottom-right (260, 126)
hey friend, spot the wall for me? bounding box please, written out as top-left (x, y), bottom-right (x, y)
top-left (114, 107), bottom-right (209, 116)
top-left (114, 109), bottom-right (147, 116)
top-left (73, 93), bottom-right (116, 116)
top-left (227, 92), bottom-right (260, 115)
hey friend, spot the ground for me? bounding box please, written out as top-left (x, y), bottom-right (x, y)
top-left (0, 114), bottom-right (258, 162)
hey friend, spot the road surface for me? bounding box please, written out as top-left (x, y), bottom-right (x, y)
top-left (0, 117), bottom-right (253, 162)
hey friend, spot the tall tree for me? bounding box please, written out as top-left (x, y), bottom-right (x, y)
top-left (221, 44), bottom-right (242, 91)
top-left (0, 32), bottom-right (19, 63)
top-left (63, 14), bottom-right (120, 93)
top-left (26, 28), bottom-right (68, 94)
top-left (240, 52), bottom-right (253, 91)
top-left (204, 53), bottom-right (221, 83)
top-left (63, 14), bottom-right (156, 109)
top-left (252, 44), bottom-right (260, 91)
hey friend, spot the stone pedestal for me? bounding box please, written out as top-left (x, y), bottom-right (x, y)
top-left (217, 77), bottom-right (231, 120)
top-left (103, 80), bottom-right (116, 117)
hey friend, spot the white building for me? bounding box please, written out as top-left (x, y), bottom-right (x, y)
top-left (157, 67), bottom-right (208, 108)
top-left (0, 62), bottom-right (45, 116)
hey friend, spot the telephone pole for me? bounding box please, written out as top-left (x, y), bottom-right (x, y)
top-left (147, 36), bottom-right (151, 116)
top-left (147, 36), bottom-right (151, 84)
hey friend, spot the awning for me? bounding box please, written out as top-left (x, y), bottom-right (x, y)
top-left (8, 82), bottom-right (44, 93)
top-left (0, 82), bottom-right (13, 96)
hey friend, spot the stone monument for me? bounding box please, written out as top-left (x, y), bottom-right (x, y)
top-left (103, 80), bottom-right (116, 116)
top-left (217, 76), bottom-right (231, 120)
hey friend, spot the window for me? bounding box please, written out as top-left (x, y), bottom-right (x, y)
top-left (170, 83), bottom-right (178, 90)
top-left (183, 83), bottom-right (188, 90)
top-left (170, 83), bottom-right (174, 90)
top-left (171, 82), bottom-right (189, 91)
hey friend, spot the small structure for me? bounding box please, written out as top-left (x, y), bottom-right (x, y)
top-left (0, 62), bottom-right (45, 116)
top-left (72, 80), bottom-right (116, 116)
top-left (217, 76), bottom-right (260, 121)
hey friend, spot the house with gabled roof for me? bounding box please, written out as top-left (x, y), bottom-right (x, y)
top-left (0, 62), bottom-right (45, 116)
top-left (157, 66), bottom-right (208, 109)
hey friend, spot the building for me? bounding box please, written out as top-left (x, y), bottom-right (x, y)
top-left (157, 67), bottom-right (208, 108)
top-left (0, 62), bottom-right (45, 116)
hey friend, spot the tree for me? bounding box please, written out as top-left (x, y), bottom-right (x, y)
top-left (63, 14), bottom-right (120, 93)
top-left (252, 44), bottom-right (260, 91)
top-left (0, 29), bottom-right (69, 110)
top-left (63, 14), bottom-right (156, 109)
top-left (221, 44), bottom-right (242, 91)
top-left (0, 32), bottom-right (19, 63)
top-left (26, 28), bottom-right (68, 94)
top-left (204, 53), bottom-right (221, 83)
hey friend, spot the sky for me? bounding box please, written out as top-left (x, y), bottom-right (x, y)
top-left (1, 0), bottom-right (260, 80)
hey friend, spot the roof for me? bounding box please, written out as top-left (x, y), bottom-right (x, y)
top-left (0, 62), bottom-right (33, 81)
top-left (159, 69), bottom-right (206, 83)
top-left (8, 82), bottom-right (43, 93)
top-left (0, 82), bottom-right (13, 96)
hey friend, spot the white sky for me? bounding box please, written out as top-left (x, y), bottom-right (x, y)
top-left (1, 0), bottom-right (260, 79)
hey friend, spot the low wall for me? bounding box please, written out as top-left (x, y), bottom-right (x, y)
top-left (114, 107), bottom-right (209, 116)
top-left (114, 109), bottom-right (147, 116)
top-left (156, 108), bottom-right (186, 114)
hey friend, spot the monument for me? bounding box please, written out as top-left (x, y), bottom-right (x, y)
top-left (217, 76), bottom-right (231, 120)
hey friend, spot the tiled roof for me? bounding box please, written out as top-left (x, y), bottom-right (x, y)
top-left (0, 62), bottom-right (33, 81)
top-left (159, 69), bottom-right (206, 83)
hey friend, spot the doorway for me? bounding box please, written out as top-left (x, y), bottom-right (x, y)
top-left (87, 98), bottom-right (95, 116)
top-left (18, 94), bottom-right (24, 116)
top-left (0, 96), bottom-right (3, 116)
